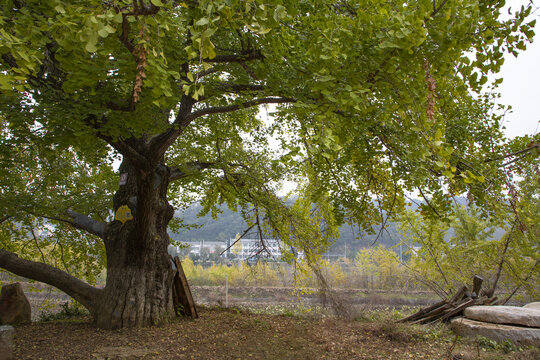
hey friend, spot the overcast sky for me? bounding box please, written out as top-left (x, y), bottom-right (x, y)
top-left (497, 0), bottom-right (540, 138)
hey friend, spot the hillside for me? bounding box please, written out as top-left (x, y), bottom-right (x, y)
top-left (170, 198), bottom-right (505, 258)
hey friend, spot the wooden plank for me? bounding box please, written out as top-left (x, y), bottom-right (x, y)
top-left (172, 273), bottom-right (185, 317)
top-left (174, 257), bottom-right (199, 319)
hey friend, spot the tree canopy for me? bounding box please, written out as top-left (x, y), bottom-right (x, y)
top-left (0, 0), bottom-right (538, 328)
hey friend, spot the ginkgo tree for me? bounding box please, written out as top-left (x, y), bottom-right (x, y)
top-left (0, 0), bottom-right (536, 329)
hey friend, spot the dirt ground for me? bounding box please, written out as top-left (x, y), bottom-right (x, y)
top-left (11, 307), bottom-right (539, 360)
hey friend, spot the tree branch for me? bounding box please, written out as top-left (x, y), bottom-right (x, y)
top-left (487, 222), bottom-right (515, 297)
top-left (208, 50), bottom-right (263, 63)
top-left (97, 134), bottom-right (150, 169)
top-left (185, 96), bottom-right (295, 122)
top-left (0, 249), bottom-right (101, 314)
top-left (198, 83), bottom-right (266, 102)
top-left (146, 94), bottom-right (195, 161)
top-left (169, 162), bottom-right (215, 182)
top-left (212, 83), bottom-right (265, 93)
top-left (39, 210), bottom-right (106, 239)
top-left (484, 142), bottom-right (539, 164)
top-left (194, 66), bottom-right (221, 79)
top-left (431, 0), bottom-right (449, 17)
top-left (66, 209), bottom-right (106, 238)
top-left (418, 187), bottom-right (441, 217)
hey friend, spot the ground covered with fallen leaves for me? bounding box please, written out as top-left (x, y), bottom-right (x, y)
top-left (12, 307), bottom-right (539, 359)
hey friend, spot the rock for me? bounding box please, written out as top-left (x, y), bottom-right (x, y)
top-left (0, 283), bottom-right (31, 325)
top-left (523, 302), bottom-right (540, 310)
top-left (463, 305), bottom-right (540, 328)
top-left (451, 317), bottom-right (540, 347)
top-left (0, 325), bottom-right (14, 360)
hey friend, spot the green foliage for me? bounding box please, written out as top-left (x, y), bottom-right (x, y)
top-left (38, 300), bottom-right (89, 322)
top-left (397, 192), bottom-right (539, 299)
top-left (476, 336), bottom-right (522, 353)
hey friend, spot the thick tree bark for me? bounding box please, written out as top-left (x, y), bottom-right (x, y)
top-left (93, 158), bottom-right (177, 329)
top-left (0, 157), bottom-right (178, 329)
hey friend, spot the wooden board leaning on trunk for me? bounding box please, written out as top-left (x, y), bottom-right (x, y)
top-left (171, 256), bottom-right (198, 319)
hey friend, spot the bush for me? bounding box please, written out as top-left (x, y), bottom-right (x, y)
top-left (38, 301), bottom-right (89, 322)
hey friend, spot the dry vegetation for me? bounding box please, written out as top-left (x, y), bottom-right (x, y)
top-left (12, 307), bottom-right (539, 360)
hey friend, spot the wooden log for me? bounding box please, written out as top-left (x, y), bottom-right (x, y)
top-left (474, 295), bottom-right (488, 305)
top-left (484, 296), bottom-right (498, 305)
top-left (411, 304), bottom-right (452, 324)
top-left (398, 282), bottom-right (499, 324)
top-left (437, 298), bottom-right (475, 322)
top-left (472, 275), bottom-right (483, 298)
top-left (449, 285), bottom-right (468, 303)
top-left (397, 299), bottom-right (447, 323)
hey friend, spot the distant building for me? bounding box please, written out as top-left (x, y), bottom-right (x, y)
top-left (168, 241), bottom-right (225, 258)
top-left (169, 238), bottom-right (303, 261)
top-left (188, 240), bottom-right (226, 256)
top-left (228, 238), bottom-right (304, 261)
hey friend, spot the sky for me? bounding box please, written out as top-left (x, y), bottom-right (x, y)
top-left (497, 0), bottom-right (540, 138)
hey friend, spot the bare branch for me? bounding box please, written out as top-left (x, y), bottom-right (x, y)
top-left (501, 259), bottom-right (538, 305)
top-left (82, 115), bottom-right (150, 168)
top-left (30, 228), bottom-right (46, 263)
top-left (487, 222), bottom-right (515, 297)
top-left (146, 95), bottom-right (195, 161)
top-left (0, 249), bottom-right (101, 314)
top-left (219, 224), bottom-right (256, 256)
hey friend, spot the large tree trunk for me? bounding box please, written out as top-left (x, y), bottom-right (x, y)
top-left (0, 158), bottom-right (179, 329)
top-left (94, 159), bottom-right (176, 329)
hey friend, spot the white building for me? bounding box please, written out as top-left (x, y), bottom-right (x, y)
top-left (169, 238), bottom-right (303, 261)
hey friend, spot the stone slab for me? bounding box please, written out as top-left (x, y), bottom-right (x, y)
top-left (523, 302), bottom-right (540, 310)
top-left (451, 317), bottom-right (540, 347)
top-left (0, 325), bottom-right (14, 360)
top-left (464, 305), bottom-right (540, 328)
